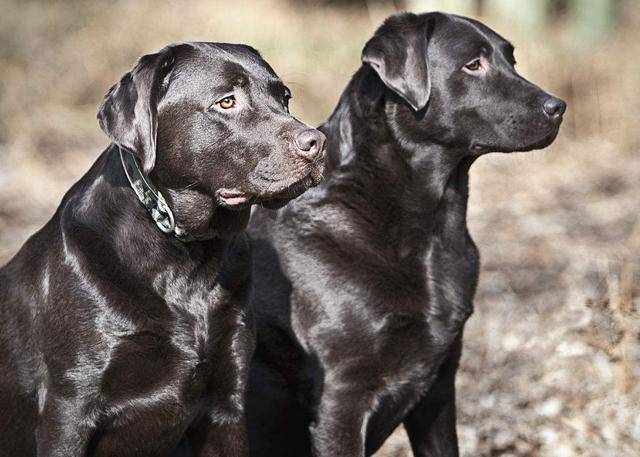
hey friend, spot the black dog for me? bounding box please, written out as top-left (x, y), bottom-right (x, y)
top-left (246, 12), bottom-right (565, 457)
top-left (0, 42), bottom-right (325, 457)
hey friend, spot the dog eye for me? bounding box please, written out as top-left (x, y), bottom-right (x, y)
top-left (216, 95), bottom-right (237, 110)
top-left (464, 58), bottom-right (482, 72)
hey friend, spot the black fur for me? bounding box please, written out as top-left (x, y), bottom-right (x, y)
top-left (0, 42), bottom-right (325, 457)
top-left (246, 12), bottom-right (565, 457)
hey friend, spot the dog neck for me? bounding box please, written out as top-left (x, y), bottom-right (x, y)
top-left (118, 148), bottom-right (216, 242)
top-left (322, 66), bottom-right (474, 258)
top-left (64, 146), bottom-right (248, 276)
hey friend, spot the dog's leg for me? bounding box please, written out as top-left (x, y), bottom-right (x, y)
top-left (403, 343), bottom-right (462, 457)
top-left (403, 389), bottom-right (458, 457)
top-left (309, 386), bottom-right (371, 457)
top-left (187, 416), bottom-right (249, 457)
top-left (36, 395), bottom-right (94, 457)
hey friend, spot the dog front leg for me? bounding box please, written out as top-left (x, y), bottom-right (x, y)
top-left (187, 415), bottom-right (249, 457)
top-left (404, 389), bottom-right (458, 457)
top-left (309, 387), bottom-right (371, 457)
top-left (36, 395), bottom-right (94, 457)
top-left (403, 346), bottom-right (462, 457)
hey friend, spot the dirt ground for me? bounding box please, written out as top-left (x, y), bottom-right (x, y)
top-left (1, 1), bottom-right (638, 456)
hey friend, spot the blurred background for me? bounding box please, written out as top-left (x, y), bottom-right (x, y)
top-left (0, 0), bottom-right (638, 455)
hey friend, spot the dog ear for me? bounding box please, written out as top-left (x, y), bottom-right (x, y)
top-left (361, 13), bottom-right (431, 112)
top-left (97, 46), bottom-right (176, 173)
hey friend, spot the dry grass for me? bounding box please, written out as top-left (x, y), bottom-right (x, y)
top-left (0, 1), bottom-right (638, 455)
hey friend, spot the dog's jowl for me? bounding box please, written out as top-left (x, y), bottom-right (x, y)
top-left (0, 42), bottom-right (325, 457)
top-left (246, 12), bottom-right (566, 457)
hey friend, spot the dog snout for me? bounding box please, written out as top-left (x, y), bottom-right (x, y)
top-left (294, 128), bottom-right (326, 161)
top-left (542, 96), bottom-right (567, 119)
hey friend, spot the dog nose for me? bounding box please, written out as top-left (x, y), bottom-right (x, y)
top-left (543, 97), bottom-right (567, 118)
top-left (294, 128), bottom-right (326, 161)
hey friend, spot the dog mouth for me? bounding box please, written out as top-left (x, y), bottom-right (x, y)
top-left (216, 167), bottom-right (323, 210)
top-left (471, 122), bottom-right (562, 154)
top-left (258, 175), bottom-right (317, 209)
top-left (216, 189), bottom-right (250, 207)
top-left (513, 124), bottom-right (562, 152)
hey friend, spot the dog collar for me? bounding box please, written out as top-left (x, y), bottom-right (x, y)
top-left (119, 147), bottom-right (215, 242)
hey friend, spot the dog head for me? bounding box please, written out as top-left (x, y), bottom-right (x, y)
top-left (98, 42), bottom-right (325, 236)
top-left (361, 12), bottom-right (566, 154)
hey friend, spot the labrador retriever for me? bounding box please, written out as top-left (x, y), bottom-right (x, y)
top-left (0, 42), bottom-right (325, 457)
top-left (246, 12), bottom-right (565, 457)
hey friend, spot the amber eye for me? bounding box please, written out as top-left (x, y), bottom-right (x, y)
top-left (216, 95), bottom-right (237, 109)
top-left (464, 58), bottom-right (482, 72)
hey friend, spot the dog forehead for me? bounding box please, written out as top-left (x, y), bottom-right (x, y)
top-left (446, 14), bottom-right (512, 51)
top-left (182, 42), bottom-right (279, 82)
top-left (415, 13), bottom-right (507, 66)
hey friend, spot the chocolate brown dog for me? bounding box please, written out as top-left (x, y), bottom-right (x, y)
top-left (0, 42), bottom-right (325, 457)
top-left (246, 13), bottom-right (565, 456)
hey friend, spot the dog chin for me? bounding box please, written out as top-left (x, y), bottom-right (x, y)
top-left (259, 198), bottom-right (291, 210)
top-left (474, 125), bottom-right (562, 154)
top-left (259, 172), bottom-right (323, 209)
top-left (218, 165), bottom-right (324, 211)
top-left (513, 127), bottom-right (561, 152)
